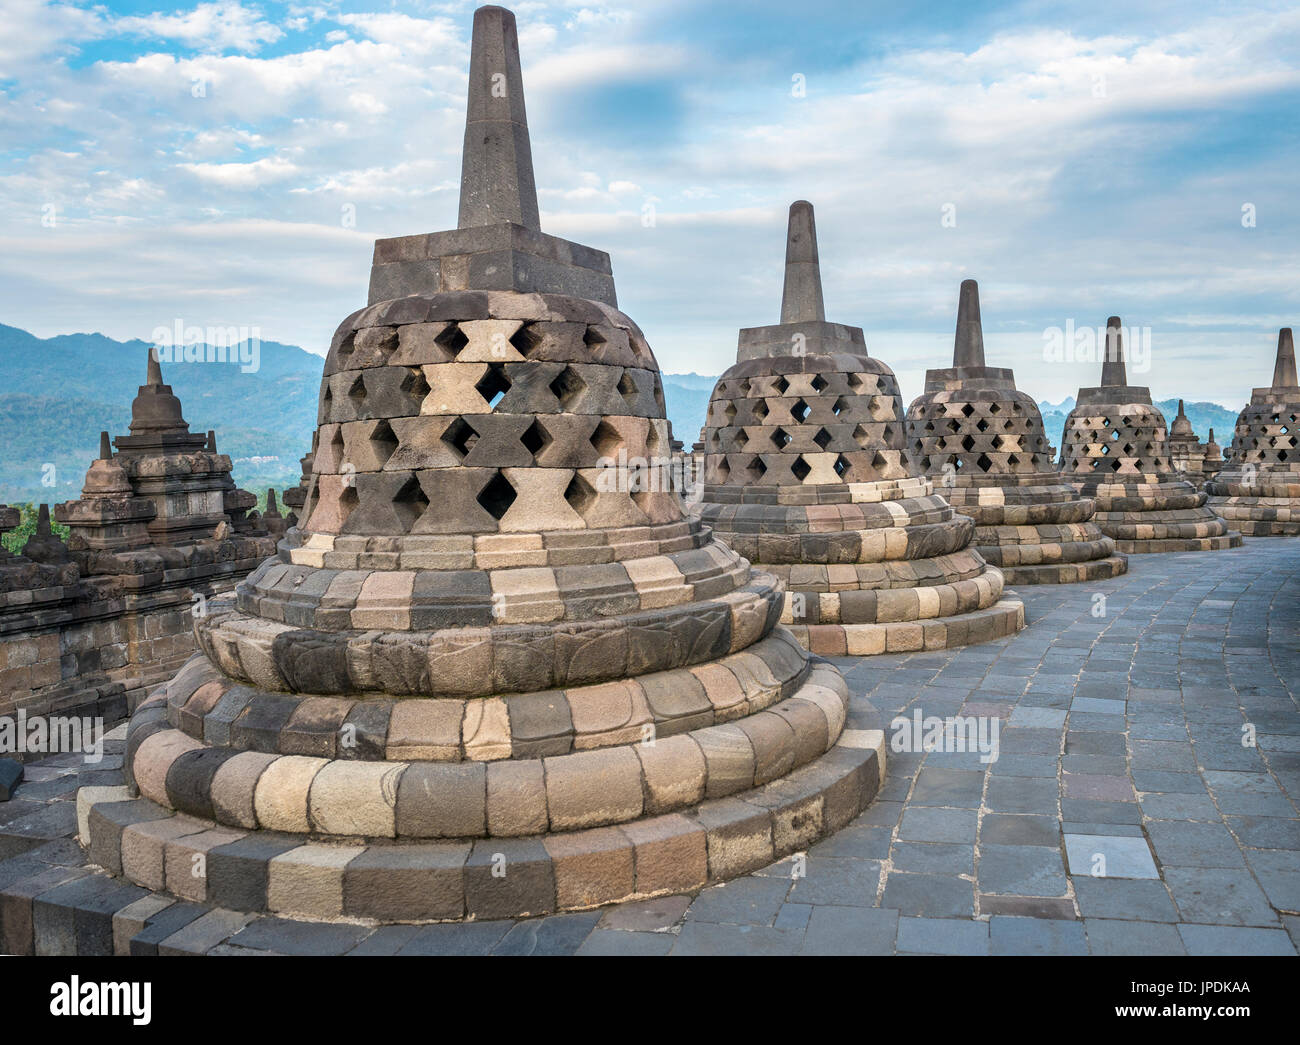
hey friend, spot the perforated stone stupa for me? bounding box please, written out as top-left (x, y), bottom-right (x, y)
top-left (77, 6), bottom-right (884, 924)
top-left (693, 203), bottom-right (1024, 657)
top-left (1207, 328), bottom-right (1300, 535)
top-left (1058, 317), bottom-right (1241, 553)
top-left (904, 280), bottom-right (1126, 584)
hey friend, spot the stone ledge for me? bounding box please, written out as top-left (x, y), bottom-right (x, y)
top-left (787, 597), bottom-right (1025, 656)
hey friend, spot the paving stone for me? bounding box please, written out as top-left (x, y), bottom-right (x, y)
top-left (1176, 924), bottom-right (1296, 956)
top-left (880, 871), bottom-right (974, 918)
top-left (800, 905), bottom-right (898, 955)
top-left (785, 856), bottom-right (881, 906)
top-left (493, 911), bottom-right (602, 955)
top-left (897, 806), bottom-right (978, 843)
top-left (1063, 834), bottom-right (1159, 879)
top-left (981, 813), bottom-right (1059, 847)
top-left (686, 876), bottom-right (790, 925)
top-left (978, 844), bottom-right (1069, 896)
top-left (1072, 876), bottom-right (1180, 922)
top-left (226, 915), bottom-right (374, 956)
top-left (1163, 867), bottom-right (1279, 927)
top-left (1084, 918), bottom-right (1188, 955)
top-left (890, 841), bottom-right (974, 874)
top-left (396, 920), bottom-right (513, 956)
top-left (671, 921), bottom-right (804, 955)
top-left (1146, 820), bottom-right (1247, 868)
top-left (596, 894), bottom-right (690, 932)
top-left (897, 916), bottom-right (988, 955)
top-left (990, 915), bottom-right (1088, 955)
top-left (577, 929), bottom-right (676, 955)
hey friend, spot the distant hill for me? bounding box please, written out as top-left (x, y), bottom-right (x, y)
top-left (0, 323), bottom-right (316, 505)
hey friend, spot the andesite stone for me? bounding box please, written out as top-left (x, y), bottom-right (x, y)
top-left (77, 5), bottom-right (886, 925)
top-left (693, 204), bottom-right (1025, 655)
top-left (904, 279), bottom-right (1128, 584)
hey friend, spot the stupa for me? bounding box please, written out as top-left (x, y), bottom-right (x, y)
top-left (1058, 317), bottom-right (1241, 552)
top-left (1166, 399), bottom-right (1212, 488)
top-left (693, 203), bottom-right (1024, 656)
top-left (78, 6), bottom-right (884, 924)
top-left (1206, 328), bottom-right (1300, 535)
top-left (904, 280), bottom-right (1127, 584)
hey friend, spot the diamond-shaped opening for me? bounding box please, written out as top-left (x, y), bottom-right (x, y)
top-left (774, 375), bottom-right (790, 395)
top-left (714, 456), bottom-right (731, 482)
top-left (563, 472), bottom-right (598, 517)
top-left (961, 434), bottom-right (976, 452)
top-left (946, 419), bottom-right (961, 433)
top-left (442, 416), bottom-right (478, 458)
top-left (589, 419), bottom-right (621, 458)
top-left (883, 424), bottom-right (894, 442)
top-left (477, 363), bottom-right (512, 409)
top-left (338, 482), bottom-right (359, 522)
top-left (1281, 425), bottom-right (1290, 434)
top-left (989, 402), bottom-right (1001, 414)
top-left (652, 375), bottom-right (667, 414)
top-left (323, 385), bottom-right (334, 413)
top-left (329, 427), bottom-right (345, 466)
top-left (336, 332), bottom-right (356, 363)
top-left (1111, 430), bottom-right (1120, 440)
top-left (1011, 403), bottom-right (1021, 414)
top-left (1007, 454), bottom-right (1020, 466)
top-left (734, 428), bottom-right (750, 450)
top-left (550, 365), bottom-right (588, 409)
top-left (976, 418), bottom-right (989, 432)
top-left (400, 367), bottom-right (430, 402)
top-left (871, 450), bottom-right (888, 471)
top-left (646, 421), bottom-right (663, 457)
top-left (853, 424), bottom-right (871, 447)
top-left (369, 419), bottom-right (398, 467)
top-left (976, 452), bottom-right (993, 471)
top-left (772, 427), bottom-right (792, 450)
top-left (791, 455), bottom-right (811, 481)
top-left (1102, 418), bottom-right (1111, 427)
top-left (522, 418), bottom-right (551, 457)
top-left (811, 374), bottom-right (829, 393)
top-left (753, 399), bottom-right (770, 422)
top-left (1279, 449), bottom-right (1290, 462)
top-left (1109, 458), bottom-right (1122, 471)
top-left (1101, 444), bottom-right (1110, 455)
top-left (960, 402), bottom-right (975, 417)
top-left (832, 396), bottom-right (849, 417)
top-left (511, 322), bottom-right (543, 357)
top-left (582, 325), bottom-right (607, 353)
top-left (392, 476), bottom-right (429, 529)
top-left (1123, 443), bottom-right (1135, 455)
top-left (791, 398), bottom-right (809, 423)
top-left (435, 323), bottom-right (469, 356)
top-left (924, 421), bottom-right (935, 433)
top-left (348, 374), bottom-right (367, 403)
top-left (991, 435), bottom-right (1004, 449)
top-left (750, 455), bottom-right (767, 479)
top-left (615, 369), bottom-right (638, 406)
top-left (833, 454), bottom-right (850, 479)
top-left (813, 427), bottom-right (832, 450)
top-left (478, 471), bottom-right (518, 520)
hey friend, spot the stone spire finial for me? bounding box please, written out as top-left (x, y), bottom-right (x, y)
top-left (147, 345), bottom-right (163, 386)
top-left (99, 431), bottom-right (112, 460)
top-left (266, 489), bottom-right (280, 514)
top-left (1177, 399), bottom-right (1186, 417)
top-left (1272, 327), bottom-right (1298, 389)
top-left (1100, 316), bottom-right (1127, 387)
top-left (779, 201), bottom-right (826, 325)
top-left (458, 5), bottom-right (540, 231)
top-left (207, 430), bottom-right (217, 452)
top-left (37, 503), bottom-right (52, 536)
top-left (952, 278), bottom-right (986, 368)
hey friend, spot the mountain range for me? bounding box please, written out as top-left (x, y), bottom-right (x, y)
top-left (0, 324), bottom-right (1243, 506)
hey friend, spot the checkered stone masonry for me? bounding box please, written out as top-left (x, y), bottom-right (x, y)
top-left (1207, 327), bottom-right (1300, 536)
top-left (904, 280), bottom-right (1128, 584)
top-left (72, 6), bottom-right (885, 927)
top-left (1059, 317), bottom-right (1241, 554)
top-left (693, 204), bottom-right (1024, 657)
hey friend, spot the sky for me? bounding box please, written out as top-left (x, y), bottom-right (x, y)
top-left (1, 0), bottom-right (1298, 408)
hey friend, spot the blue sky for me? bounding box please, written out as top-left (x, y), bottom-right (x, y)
top-left (1, 0), bottom-right (1298, 408)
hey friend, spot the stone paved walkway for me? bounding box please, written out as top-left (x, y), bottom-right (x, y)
top-left (2, 541), bottom-right (1297, 955)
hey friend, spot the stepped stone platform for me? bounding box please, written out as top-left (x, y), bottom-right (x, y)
top-left (692, 203), bottom-right (1023, 658)
top-left (61, 5), bottom-right (884, 925)
top-left (1058, 317), bottom-right (1241, 554)
top-left (905, 280), bottom-right (1127, 585)
top-left (1208, 328), bottom-right (1300, 536)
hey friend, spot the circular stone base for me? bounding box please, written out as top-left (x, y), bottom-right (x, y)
top-left (1232, 521), bottom-right (1300, 536)
top-left (996, 555), bottom-right (1129, 585)
top-left (1208, 498), bottom-right (1300, 536)
top-left (1111, 533), bottom-right (1243, 554)
top-left (80, 728), bottom-right (885, 923)
top-left (786, 597), bottom-right (1025, 656)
